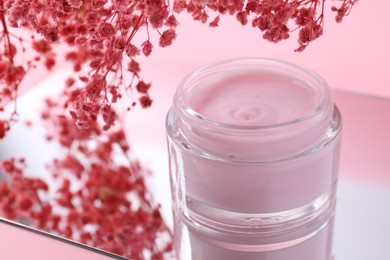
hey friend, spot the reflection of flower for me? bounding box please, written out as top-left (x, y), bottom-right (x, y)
top-left (0, 98), bottom-right (173, 259)
top-left (0, 119), bottom-right (10, 138)
top-left (0, 0), bottom-right (356, 259)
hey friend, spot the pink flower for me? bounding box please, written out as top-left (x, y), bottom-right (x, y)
top-left (159, 28), bottom-right (176, 47)
top-left (67, 0), bottom-right (83, 9)
top-left (91, 0), bottom-right (108, 9)
top-left (98, 23), bottom-right (116, 38)
top-left (141, 40), bottom-right (153, 56)
top-left (0, 119), bottom-right (10, 139)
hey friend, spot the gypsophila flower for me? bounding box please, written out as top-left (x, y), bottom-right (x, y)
top-left (0, 119), bottom-right (10, 139)
top-left (141, 40), bottom-right (153, 56)
top-left (332, 0), bottom-right (357, 23)
top-left (139, 95), bottom-right (153, 108)
top-left (67, 0), bottom-right (83, 9)
top-left (159, 28), bottom-right (177, 47)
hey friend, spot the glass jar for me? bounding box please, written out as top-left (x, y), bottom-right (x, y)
top-left (166, 58), bottom-right (342, 260)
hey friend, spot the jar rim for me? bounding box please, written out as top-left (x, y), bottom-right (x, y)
top-left (174, 58), bottom-right (332, 132)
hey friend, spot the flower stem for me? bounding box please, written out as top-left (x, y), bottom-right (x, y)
top-left (0, 11), bottom-right (14, 64)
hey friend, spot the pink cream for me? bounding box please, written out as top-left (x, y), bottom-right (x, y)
top-left (166, 59), bottom-right (342, 260)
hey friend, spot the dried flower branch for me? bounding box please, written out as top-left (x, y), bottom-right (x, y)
top-left (0, 0), bottom-right (357, 136)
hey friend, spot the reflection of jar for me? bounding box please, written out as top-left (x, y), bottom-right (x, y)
top-left (166, 59), bottom-right (342, 260)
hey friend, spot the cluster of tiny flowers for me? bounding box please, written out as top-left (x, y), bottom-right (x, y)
top-left (0, 119), bottom-right (10, 138)
top-left (0, 0), bottom-right (177, 135)
top-left (1, 0), bottom-right (357, 134)
top-left (0, 158), bottom-right (51, 221)
top-left (176, 0), bottom-right (357, 52)
top-left (0, 9), bottom-right (24, 135)
top-left (0, 3), bottom-right (58, 139)
top-left (331, 0), bottom-right (357, 23)
top-left (59, 0), bottom-right (178, 131)
top-left (0, 97), bottom-right (173, 259)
